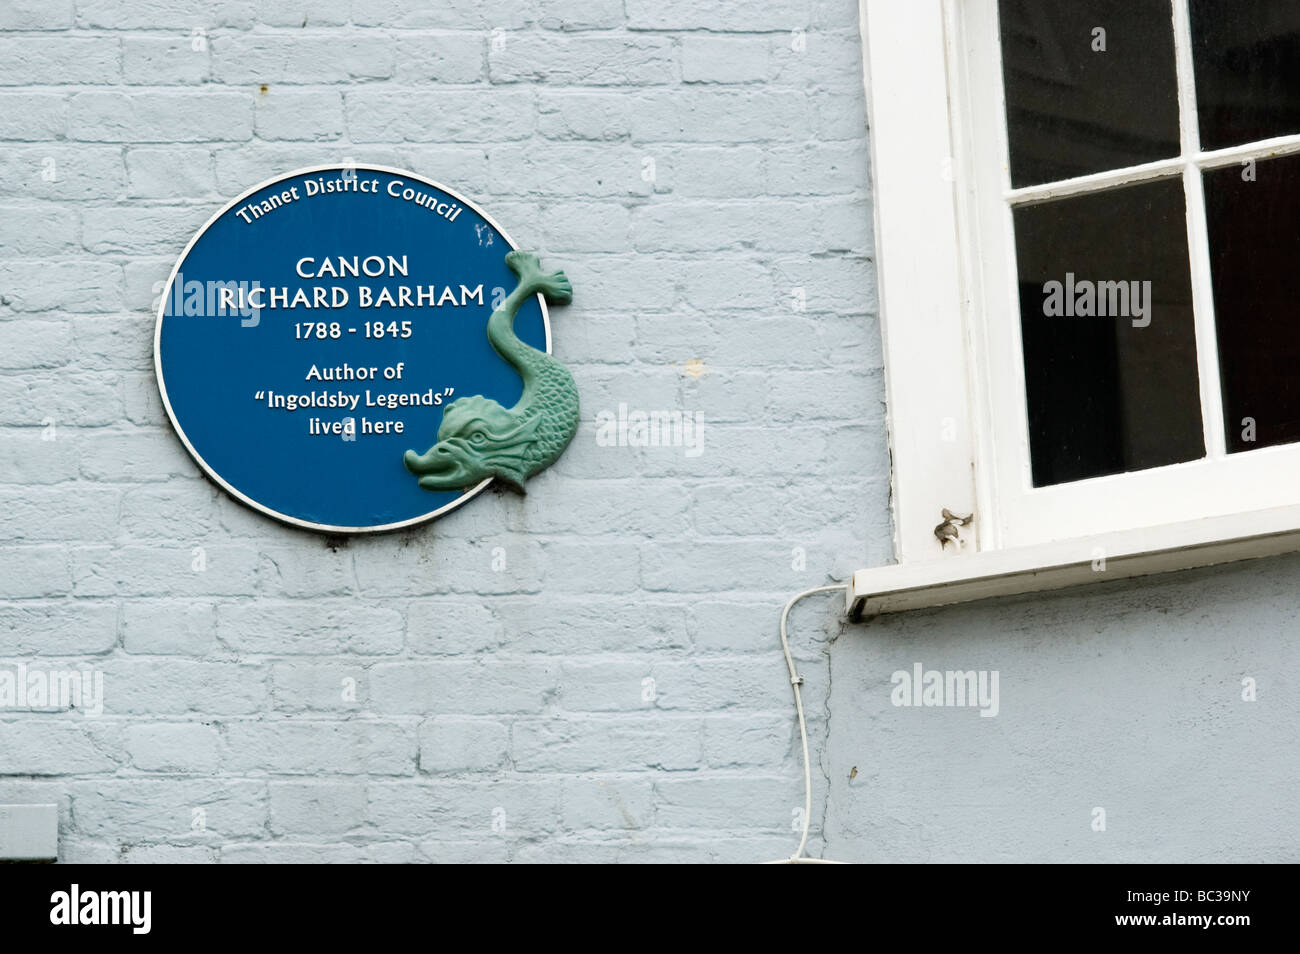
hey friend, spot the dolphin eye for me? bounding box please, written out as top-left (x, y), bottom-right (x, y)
top-left (470, 433), bottom-right (487, 445)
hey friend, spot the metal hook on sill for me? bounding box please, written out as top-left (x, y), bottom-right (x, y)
top-left (934, 508), bottom-right (973, 550)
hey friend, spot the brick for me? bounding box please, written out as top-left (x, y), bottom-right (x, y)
top-left (485, 143), bottom-right (653, 198)
top-left (417, 839), bottom-right (511, 862)
top-left (540, 540), bottom-right (641, 593)
top-left (536, 0), bottom-right (624, 31)
top-left (368, 659), bottom-right (558, 715)
top-left (682, 36), bottom-right (771, 84)
top-left (75, 0), bottom-right (254, 29)
top-left (561, 776), bottom-right (655, 830)
top-left (82, 204), bottom-right (210, 255)
top-left (77, 431), bottom-right (201, 482)
top-left (125, 722), bottom-right (221, 771)
top-left (71, 317), bottom-right (159, 374)
top-left (217, 600), bottom-right (403, 654)
top-left (366, 779), bottom-right (563, 835)
top-left (418, 716), bottom-right (508, 772)
top-left (702, 715), bottom-right (796, 768)
top-left (0, 428), bottom-right (81, 484)
top-left (353, 538), bottom-right (543, 596)
top-left (126, 147), bottom-right (216, 198)
top-left (0, 487), bottom-right (119, 543)
top-left (0, 146), bottom-right (125, 200)
top-left (0, 261), bottom-right (124, 312)
top-left (213, 34), bottom-right (393, 84)
top-left (0, 372), bottom-right (124, 427)
top-left (72, 545), bottom-right (262, 597)
top-left (654, 775), bottom-right (802, 829)
top-left (393, 34), bottom-right (484, 84)
top-left (771, 31), bottom-right (864, 88)
top-left (119, 485), bottom-right (222, 539)
top-left (632, 199), bottom-right (828, 253)
top-left (98, 660), bottom-right (268, 714)
top-left (626, 0), bottom-right (809, 31)
top-left (221, 721), bottom-right (415, 774)
top-left (121, 599), bottom-right (216, 655)
top-left (271, 662), bottom-right (366, 712)
top-left (0, 0), bottom-right (74, 29)
top-left (494, 597), bottom-right (691, 654)
top-left (490, 35), bottom-right (675, 86)
top-left (404, 598), bottom-right (500, 654)
top-left (69, 91), bottom-right (253, 143)
top-left (668, 146), bottom-right (765, 197)
top-left (0, 319), bottom-right (74, 367)
top-left (512, 716), bottom-right (703, 772)
top-left (0, 37), bottom-right (120, 85)
top-left (123, 375), bottom-right (165, 427)
top-left (121, 844), bottom-right (217, 863)
top-left (258, 544), bottom-right (355, 597)
top-left (122, 36), bottom-right (210, 85)
top-left (269, 779), bottom-right (366, 836)
top-left (254, 90), bottom-right (344, 141)
top-left (0, 601), bottom-right (118, 655)
top-left (346, 89), bottom-right (535, 143)
top-left (220, 842), bottom-right (416, 862)
top-left (811, 88), bottom-right (869, 140)
top-left (350, 0), bottom-right (531, 29)
top-left (254, 0), bottom-right (351, 26)
top-left (630, 89), bottom-right (811, 141)
top-left (499, 476), bottom-right (686, 536)
top-left (764, 141), bottom-right (870, 195)
top-left (0, 547), bottom-right (71, 597)
top-left (537, 91), bottom-right (632, 141)
top-left (0, 722), bottom-right (120, 774)
top-left (641, 539), bottom-right (806, 592)
top-left (70, 779), bottom-right (266, 840)
top-left (0, 93), bottom-right (64, 140)
top-left (558, 659), bottom-right (660, 712)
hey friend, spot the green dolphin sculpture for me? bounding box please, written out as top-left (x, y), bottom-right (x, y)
top-left (403, 250), bottom-right (577, 493)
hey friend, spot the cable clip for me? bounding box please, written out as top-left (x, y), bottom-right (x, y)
top-left (791, 674), bottom-right (804, 686)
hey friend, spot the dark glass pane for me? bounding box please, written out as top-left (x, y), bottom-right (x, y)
top-left (1013, 178), bottom-right (1204, 486)
top-left (1204, 154), bottom-right (1300, 452)
top-left (1190, 0), bottom-right (1300, 150)
top-left (999, 0), bottom-right (1181, 187)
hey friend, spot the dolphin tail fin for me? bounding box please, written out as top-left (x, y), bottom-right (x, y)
top-left (505, 250), bottom-right (573, 305)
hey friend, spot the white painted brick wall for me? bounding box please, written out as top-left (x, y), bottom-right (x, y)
top-left (0, 0), bottom-right (882, 862)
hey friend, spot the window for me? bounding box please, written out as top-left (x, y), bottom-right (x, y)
top-left (851, 0), bottom-right (1300, 615)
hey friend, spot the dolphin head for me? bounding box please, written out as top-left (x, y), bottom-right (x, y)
top-left (403, 395), bottom-right (539, 492)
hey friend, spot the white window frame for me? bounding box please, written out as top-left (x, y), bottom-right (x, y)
top-left (850, 0), bottom-right (1300, 618)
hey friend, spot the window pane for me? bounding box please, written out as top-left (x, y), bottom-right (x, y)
top-left (1204, 154), bottom-right (1300, 452)
top-left (1013, 178), bottom-right (1204, 486)
top-left (1190, 0), bottom-right (1300, 151)
top-left (999, 0), bottom-right (1181, 188)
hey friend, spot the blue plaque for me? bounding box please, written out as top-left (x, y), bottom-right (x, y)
top-left (154, 165), bottom-right (565, 533)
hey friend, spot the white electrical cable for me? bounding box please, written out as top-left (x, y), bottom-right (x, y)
top-left (761, 583), bottom-right (850, 865)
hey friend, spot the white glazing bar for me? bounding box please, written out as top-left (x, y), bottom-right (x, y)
top-left (1196, 132), bottom-right (1300, 170)
top-left (1173, 0), bottom-right (1201, 157)
top-left (1173, 0), bottom-right (1227, 459)
top-left (1004, 156), bottom-right (1185, 205)
top-left (1006, 132), bottom-right (1300, 205)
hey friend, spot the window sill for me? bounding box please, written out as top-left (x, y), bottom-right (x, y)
top-left (847, 503), bottom-right (1300, 620)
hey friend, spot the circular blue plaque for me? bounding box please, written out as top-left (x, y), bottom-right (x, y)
top-left (154, 165), bottom-right (551, 533)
